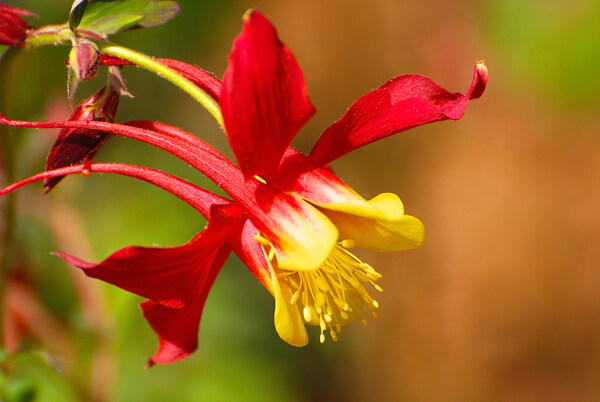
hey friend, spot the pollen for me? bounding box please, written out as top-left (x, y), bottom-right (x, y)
top-left (277, 240), bottom-right (383, 343)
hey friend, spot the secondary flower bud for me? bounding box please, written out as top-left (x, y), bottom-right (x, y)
top-left (44, 86), bottom-right (119, 191)
top-left (69, 39), bottom-right (100, 81)
top-left (0, 3), bottom-right (36, 46)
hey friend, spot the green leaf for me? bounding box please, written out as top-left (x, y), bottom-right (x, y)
top-left (77, 0), bottom-right (179, 36)
top-left (69, 0), bottom-right (89, 31)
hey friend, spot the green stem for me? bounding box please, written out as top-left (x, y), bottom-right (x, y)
top-left (100, 45), bottom-right (224, 128)
top-left (0, 48), bottom-right (19, 347)
top-left (25, 29), bottom-right (224, 127)
top-left (24, 25), bottom-right (73, 47)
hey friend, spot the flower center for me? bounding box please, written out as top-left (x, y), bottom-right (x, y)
top-left (257, 234), bottom-right (383, 343)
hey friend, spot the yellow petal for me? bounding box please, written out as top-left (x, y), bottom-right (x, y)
top-left (322, 192), bottom-right (405, 220)
top-left (321, 193), bottom-right (425, 252)
top-left (269, 262), bottom-right (308, 346)
top-left (260, 194), bottom-right (338, 271)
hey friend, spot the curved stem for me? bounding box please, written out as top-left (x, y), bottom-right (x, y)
top-left (100, 45), bottom-right (224, 128)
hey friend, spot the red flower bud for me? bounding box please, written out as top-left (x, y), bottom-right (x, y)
top-left (44, 86), bottom-right (119, 191)
top-left (0, 3), bottom-right (35, 46)
top-left (69, 39), bottom-right (100, 82)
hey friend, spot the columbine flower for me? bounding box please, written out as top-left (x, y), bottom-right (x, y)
top-left (0, 3), bottom-right (35, 46)
top-left (0, 9), bottom-right (487, 364)
top-left (216, 10), bottom-right (487, 345)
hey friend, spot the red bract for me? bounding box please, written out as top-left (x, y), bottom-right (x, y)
top-left (0, 3), bottom-right (35, 46)
top-left (0, 9), bottom-right (487, 364)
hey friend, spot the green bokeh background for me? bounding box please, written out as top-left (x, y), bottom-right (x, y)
top-left (2, 0), bottom-right (600, 401)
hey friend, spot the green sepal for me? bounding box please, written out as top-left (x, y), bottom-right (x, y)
top-left (69, 0), bottom-right (89, 31)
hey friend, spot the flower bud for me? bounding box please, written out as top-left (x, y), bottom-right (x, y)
top-left (69, 39), bottom-right (100, 82)
top-left (0, 3), bottom-right (36, 46)
top-left (44, 86), bottom-right (120, 192)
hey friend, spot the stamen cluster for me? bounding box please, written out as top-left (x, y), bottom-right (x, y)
top-left (261, 236), bottom-right (383, 343)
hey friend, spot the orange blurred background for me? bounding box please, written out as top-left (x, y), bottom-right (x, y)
top-left (3, 0), bottom-right (600, 400)
top-left (235, 1), bottom-right (600, 400)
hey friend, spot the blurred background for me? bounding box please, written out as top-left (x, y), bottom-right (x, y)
top-left (1, 0), bottom-right (599, 401)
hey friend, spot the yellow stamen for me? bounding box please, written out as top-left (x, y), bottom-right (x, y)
top-left (341, 239), bottom-right (356, 249)
top-left (290, 290), bottom-right (300, 304)
top-left (303, 306), bottom-right (312, 322)
top-left (273, 241), bottom-right (383, 343)
top-left (254, 234), bottom-right (270, 246)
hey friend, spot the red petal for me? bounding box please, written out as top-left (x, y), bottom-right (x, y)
top-left (125, 120), bottom-right (218, 151)
top-left (220, 9), bottom-right (316, 180)
top-left (0, 116), bottom-right (335, 269)
top-left (227, 217), bottom-right (273, 295)
top-left (141, 240), bottom-right (231, 366)
top-left (276, 147), bottom-right (351, 205)
top-left (0, 116), bottom-right (237, 190)
top-left (309, 62), bottom-right (488, 165)
top-left (55, 217), bottom-right (232, 308)
top-left (0, 163), bottom-right (230, 219)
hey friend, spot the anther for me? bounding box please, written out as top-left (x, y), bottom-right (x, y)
top-left (290, 290), bottom-right (300, 304)
top-left (315, 292), bottom-right (325, 307)
top-left (303, 306), bottom-right (312, 322)
top-left (276, 243), bottom-right (386, 344)
top-left (253, 175), bottom-right (267, 184)
top-left (253, 234), bottom-right (270, 246)
top-left (341, 239), bottom-right (356, 249)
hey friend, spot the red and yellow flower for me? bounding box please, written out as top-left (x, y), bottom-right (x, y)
top-left (0, 10), bottom-right (487, 365)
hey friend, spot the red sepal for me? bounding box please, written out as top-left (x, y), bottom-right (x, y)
top-left (309, 62), bottom-right (488, 165)
top-left (220, 9), bottom-right (316, 180)
top-left (141, 240), bottom-right (231, 366)
top-left (56, 216), bottom-right (233, 365)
